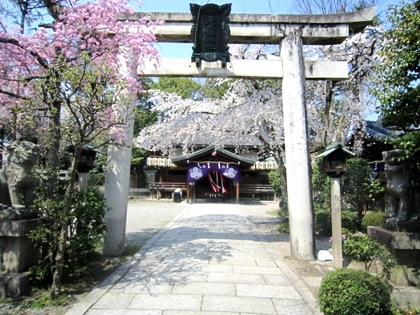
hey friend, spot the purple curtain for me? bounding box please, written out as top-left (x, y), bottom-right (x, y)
top-left (187, 162), bottom-right (240, 183)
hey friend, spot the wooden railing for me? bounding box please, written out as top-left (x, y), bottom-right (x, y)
top-left (130, 182), bottom-right (275, 200)
top-left (148, 182), bottom-right (188, 192)
top-left (239, 184), bottom-right (275, 200)
top-left (240, 184), bottom-right (275, 193)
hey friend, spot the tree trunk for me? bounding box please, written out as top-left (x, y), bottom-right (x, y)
top-left (0, 127), bottom-right (4, 168)
top-left (273, 149), bottom-right (288, 211)
top-left (50, 146), bottom-right (81, 298)
top-left (45, 77), bottom-right (62, 199)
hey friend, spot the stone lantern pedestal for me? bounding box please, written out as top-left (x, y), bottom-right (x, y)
top-left (368, 226), bottom-right (420, 309)
top-left (0, 209), bottom-right (38, 298)
top-left (368, 226), bottom-right (420, 286)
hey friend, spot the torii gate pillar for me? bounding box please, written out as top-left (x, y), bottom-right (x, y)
top-left (281, 30), bottom-right (315, 260)
top-left (102, 47), bottom-right (136, 256)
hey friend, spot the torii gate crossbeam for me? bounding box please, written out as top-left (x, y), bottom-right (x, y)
top-left (103, 7), bottom-right (376, 261)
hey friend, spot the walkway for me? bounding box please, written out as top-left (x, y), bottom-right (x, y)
top-left (66, 203), bottom-right (322, 315)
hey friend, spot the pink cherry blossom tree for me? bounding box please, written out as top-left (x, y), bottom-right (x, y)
top-left (0, 0), bottom-right (159, 296)
top-left (137, 45), bottom-right (283, 156)
top-left (305, 26), bottom-right (381, 154)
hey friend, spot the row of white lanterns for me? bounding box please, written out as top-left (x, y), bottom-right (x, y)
top-left (251, 161), bottom-right (278, 170)
top-left (146, 157), bottom-right (177, 168)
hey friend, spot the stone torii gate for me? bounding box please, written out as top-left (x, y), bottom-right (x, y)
top-left (102, 7), bottom-right (376, 261)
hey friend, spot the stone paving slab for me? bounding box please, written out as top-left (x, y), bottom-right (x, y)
top-left (66, 203), bottom-right (322, 315)
top-left (93, 292), bottom-right (136, 309)
top-left (207, 272), bottom-right (266, 284)
top-left (128, 294), bottom-right (203, 311)
top-left (172, 282), bottom-right (236, 295)
top-left (236, 283), bottom-right (301, 299)
top-left (164, 312), bottom-right (240, 315)
top-left (85, 310), bottom-right (162, 315)
top-left (202, 295), bottom-right (277, 314)
top-left (273, 299), bottom-right (316, 314)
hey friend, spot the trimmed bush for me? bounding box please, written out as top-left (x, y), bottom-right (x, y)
top-left (342, 209), bottom-right (358, 232)
top-left (319, 268), bottom-right (392, 315)
top-left (315, 210), bottom-right (332, 236)
top-left (362, 211), bottom-right (386, 232)
top-left (315, 209), bottom-right (358, 236)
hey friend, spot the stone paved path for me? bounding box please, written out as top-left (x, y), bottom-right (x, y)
top-left (66, 203), bottom-right (322, 315)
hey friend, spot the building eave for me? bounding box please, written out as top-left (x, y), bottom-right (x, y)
top-left (171, 145), bottom-right (255, 167)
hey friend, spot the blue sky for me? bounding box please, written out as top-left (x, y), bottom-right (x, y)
top-left (139, 0), bottom-right (294, 14)
top-left (139, 0), bottom-right (400, 58)
top-left (139, 0), bottom-right (397, 15)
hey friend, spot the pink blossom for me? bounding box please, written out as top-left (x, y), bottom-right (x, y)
top-left (0, 0), bottom-right (160, 145)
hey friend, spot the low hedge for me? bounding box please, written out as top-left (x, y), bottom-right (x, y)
top-left (315, 209), bottom-right (358, 236)
top-left (319, 268), bottom-right (392, 315)
top-left (361, 211), bottom-right (386, 232)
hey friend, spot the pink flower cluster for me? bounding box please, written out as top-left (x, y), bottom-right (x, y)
top-left (0, 0), bottom-right (160, 143)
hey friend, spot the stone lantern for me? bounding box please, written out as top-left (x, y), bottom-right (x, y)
top-left (78, 145), bottom-right (98, 192)
top-left (77, 145), bottom-right (98, 173)
top-left (318, 143), bottom-right (355, 177)
top-left (190, 3), bottom-right (231, 67)
top-left (68, 144), bottom-right (99, 192)
top-left (317, 143), bottom-right (355, 268)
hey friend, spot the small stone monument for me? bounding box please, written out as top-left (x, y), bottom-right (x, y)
top-left (0, 140), bottom-right (39, 297)
top-left (368, 150), bottom-right (420, 288)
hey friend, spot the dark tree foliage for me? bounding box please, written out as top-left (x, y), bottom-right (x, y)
top-left (151, 77), bottom-right (201, 100)
top-left (374, 0), bottom-right (420, 129)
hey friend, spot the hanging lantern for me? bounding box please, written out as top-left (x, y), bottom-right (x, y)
top-left (190, 3), bottom-right (231, 68)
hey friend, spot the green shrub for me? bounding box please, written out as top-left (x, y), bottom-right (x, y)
top-left (65, 188), bottom-right (108, 277)
top-left (268, 169), bottom-right (282, 198)
top-left (362, 211), bottom-right (386, 232)
top-left (340, 158), bottom-right (385, 229)
top-left (315, 210), bottom-right (331, 236)
top-left (312, 160), bottom-right (330, 212)
top-left (342, 209), bottom-right (358, 232)
top-left (315, 209), bottom-right (358, 237)
top-left (344, 234), bottom-right (396, 280)
top-left (29, 187), bottom-right (108, 283)
top-left (341, 228), bottom-right (351, 238)
top-left (268, 167), bottom-right (288, 210)
top-left (277, 208), bottom-right (289, 234)
top-left (319, 268), bottom-right (392, 315)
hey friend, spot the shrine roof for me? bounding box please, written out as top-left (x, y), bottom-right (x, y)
top-left (171, 145), bottom-right (255, 167)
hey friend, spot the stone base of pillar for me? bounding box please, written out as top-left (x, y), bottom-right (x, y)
top-left (368, 226), bottom-right (420, 286)
top-left (0, 272), bottom-right (30, 298)
top-left (0, 217), bottom-right (38, 297)
top-left (102, 216), bottom-right (126, 256)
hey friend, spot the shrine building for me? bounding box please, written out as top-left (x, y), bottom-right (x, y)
top-left (143, 145), bottom-right (277, 203)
